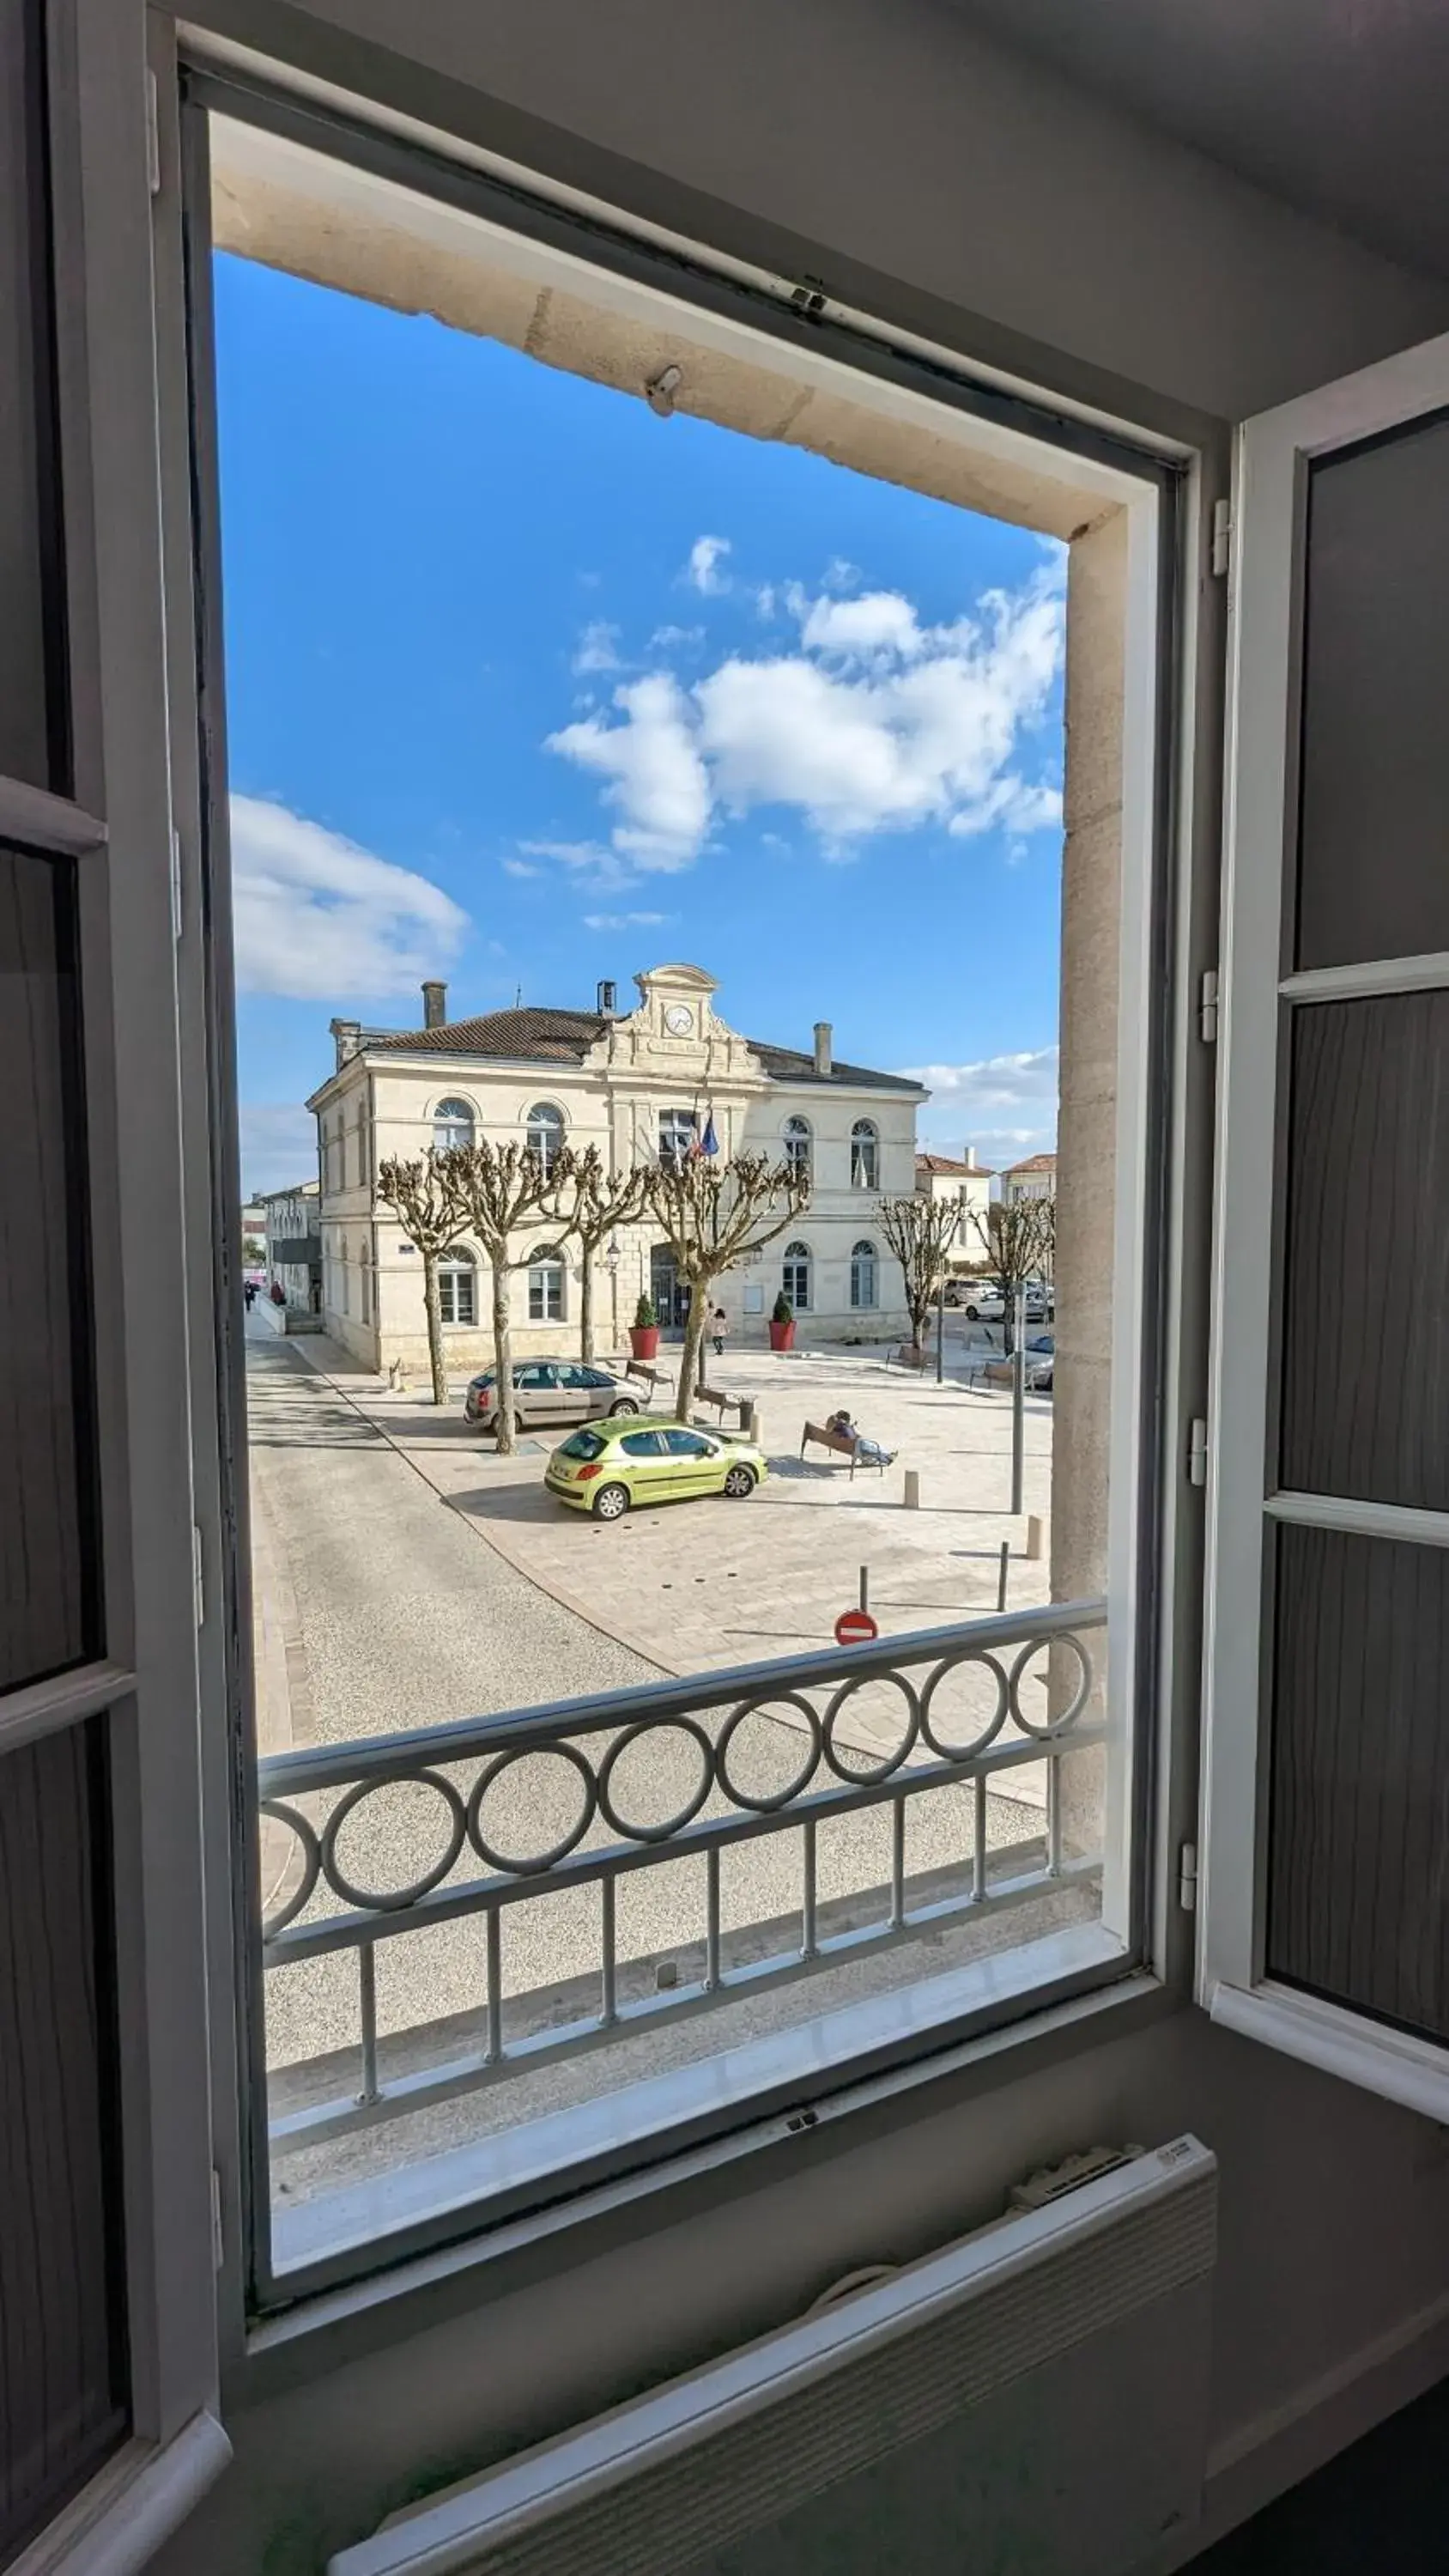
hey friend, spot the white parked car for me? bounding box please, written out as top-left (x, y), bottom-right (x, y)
top-left (952, 1280), bottom-right (1052, 1324)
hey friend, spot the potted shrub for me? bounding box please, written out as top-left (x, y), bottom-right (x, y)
top-left (768, 1290), bottom-right (796, 1353)
top-left (628, 1291), bottom-right (660, 1362)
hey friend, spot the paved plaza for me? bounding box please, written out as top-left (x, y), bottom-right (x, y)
top-left (245, 1318), bottom-right (1092, 2210)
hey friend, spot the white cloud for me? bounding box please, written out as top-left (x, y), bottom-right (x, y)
top-left (546, 675), bottom-right (711, 871)
top-left (501, 857), bottom-right (540, 878)
top-left (546, 565), bottom-right (1064, 867)
top-left (900, 1045), bottom-right (1059, 1167)
top-left (650, 623), bottom-right (705, 650)
top-left (239, 1102), bottom-right (317, 1197)
top-left (230, 795), bottom-right (469, 1001)
top-left (581, 910), bottom-right (671, 932)
top-left (686, 534), bottom-right (731, 594)
top-left (573, 620), bottom-right (621, 674)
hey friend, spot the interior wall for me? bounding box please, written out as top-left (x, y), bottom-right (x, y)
top-left (138, 2), bottom-right (1449, 2567)
top-left (190, 0), bottom-right (1449, 426)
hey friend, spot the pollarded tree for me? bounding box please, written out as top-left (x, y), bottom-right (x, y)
top-left (450, 1138), bottom-right (578, 1454)
top-left (967, 1194), bottom-right (1055, 1355)
top-left (376, 1148), bottom-right (470, 1406)
top-left (643, 1151), bottom-right (811, 1419)
top-left (544, 1146), bottom-right (651, 1363)
top-left (879, 1194), bottom-right (961, 1359)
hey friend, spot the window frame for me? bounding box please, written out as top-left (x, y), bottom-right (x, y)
top-left (849, 1236), bottom-right (879, 1309)
top-left (524, 1098), bottom-right (565, 1172)
top-left (781, 1237), bottom-right (813, 1310)
top-left (782, 1112), bottom-right (812, 1180)
top-left (527, 1245), bottom-right (567, 1321)
top-left (658, 1104), bottom-right (695, 1169)
top-left (436, 1245), bottom-right (476, 1327)
top-left (1200, 325), bottom-right (1449, 2122)
top-left (849, 1118), bottom-right (879, 1189)
top-left (167, 45), bottom-right (1206, 2356)
top-left (431, 1094), bottom-right (475, 1155)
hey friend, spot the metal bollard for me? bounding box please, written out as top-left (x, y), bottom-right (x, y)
top-left (903, 1469), bottom-right (920, 1510)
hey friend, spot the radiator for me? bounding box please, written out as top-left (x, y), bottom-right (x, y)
top-left (330, 2136), bottom-right (1216, 2576)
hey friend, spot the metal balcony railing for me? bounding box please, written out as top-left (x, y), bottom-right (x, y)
top-left (258, 1599), bottom-right (1106, 2147)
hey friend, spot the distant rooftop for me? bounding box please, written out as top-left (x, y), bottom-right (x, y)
top-left (916, 1151), bottom-right (996, 1177)
top-left (1004, 1151), bottom-right (1058, 1176)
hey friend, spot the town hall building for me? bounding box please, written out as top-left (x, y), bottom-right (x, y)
top-left (306, 963), bottom-right (927, 1374)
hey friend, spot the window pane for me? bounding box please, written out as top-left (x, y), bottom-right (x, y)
top-left (1268, 1522), bottom-right (1449, 2042)
top-left (0, 848), bottom-right (100, 1690)
top-left (1295, 414), bottom-right (1449, 970)
top-left (0, 1721), bottom-right (128, 2555)
top-left (1280, 993), bottom-right (1449, 1509)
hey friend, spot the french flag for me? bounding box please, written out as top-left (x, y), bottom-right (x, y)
top-left (700, 1111), bottom-right (719, 1157)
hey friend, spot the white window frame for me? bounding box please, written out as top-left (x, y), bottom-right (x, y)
top-left (437, 1247), bottom-right (476, 1327)
top-left (781, 1238), bottom-right (813, 1310)
top-left (525, 1100), bottom-right (566, 1172)
top-left (849, 1236), bottom-right (878, 1309)
top-left (161, 36), bottom-right (1201, 2348)
top-left (432, 1095), bottom-right (475, 1154)
top-left (658, 1105), bottom-right (695, 1168)
top-left (528, 1247), bottom-right (567, 1321)
top-left (850, 1119), bottom-right (879, 1189)
top-left (1200, 325), bottom-right (1449, 2123)
top-left (782, 1113), bottom-right (812, 1180)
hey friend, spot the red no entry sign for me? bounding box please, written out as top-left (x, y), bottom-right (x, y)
top-left (834, 1607), bottom-right (879, 1647)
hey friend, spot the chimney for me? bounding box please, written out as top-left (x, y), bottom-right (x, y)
top-left (813, 1020), bottom-right (833, 1078)
top-left (963, 1145), bottom-right (977, 1170)
top-left (597, 978), bottom-right (618, 1017)
top-left (421, 980), bottom-right (447, 1029)
top-left (329, 1017), bottom-right (361, 1071)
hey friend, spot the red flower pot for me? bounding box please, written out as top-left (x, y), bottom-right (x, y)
top-left (768, 1319), bottom-right (796, 1352)
top-left (629, 1324), bottom-right (660, 1361)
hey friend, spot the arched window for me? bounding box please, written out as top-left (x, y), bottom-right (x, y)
top-left (433, 1097), bottom-right (474, 1154)
top-left (528, 1245), bottom-right (567, 1322)
top-left (437, 1245), bottom-right (476, 1326)
top-left (850, 1119), bottom-right (879, 1189)
top-left (783, 1115), bottom-right (812, 1180)
top-left (850, 1238), bottom-right (878, 1309)
top-left (781, 1240), bottom-right (812, 1310)
top-left (526, 1102), bottom-right (565, 1174)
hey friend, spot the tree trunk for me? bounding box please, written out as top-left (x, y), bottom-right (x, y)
top-left (579, 1238), bottom-right (595, 1364)
top-left (490, 1252), bottom-right (517, 1454)
top-left (676, 1279), bottom-right (709, 1421)
top-left (421, 1249), bottom-right (447, 1406)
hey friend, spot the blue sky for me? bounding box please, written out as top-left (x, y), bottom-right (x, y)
top-left (215, 253), bottom-right (1064, 1195)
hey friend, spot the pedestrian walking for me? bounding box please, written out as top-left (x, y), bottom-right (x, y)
top-left (712, 1303), bottom-right (728, 1358)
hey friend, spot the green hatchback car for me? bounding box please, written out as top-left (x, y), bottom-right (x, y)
top-left (544, 1419), bottom-right (768, 1519)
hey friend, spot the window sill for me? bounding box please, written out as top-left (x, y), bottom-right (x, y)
top-left (1209, 1978), bottom-right (1449, 2121)
top-left (236, 1937), bottom-right (1174, 2405)
top-left (9, 2415), bottom-right (231, 2576)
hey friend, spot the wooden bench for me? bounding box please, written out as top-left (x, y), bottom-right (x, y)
top-left (623, 1359), bottom-right (670, 1404)
top-left (800, 1419), bottom-right (883, 1479)
top-left (691, 1383), bottom-right (737, 1424)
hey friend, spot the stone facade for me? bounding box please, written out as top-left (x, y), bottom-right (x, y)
top-left (914, 1151), bottom-right (994, 1266)
top-left (306, 964), bottom-right (925, 1371)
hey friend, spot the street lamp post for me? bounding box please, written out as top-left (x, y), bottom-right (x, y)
top-left (605, 1233), bottom-right (621, 1356)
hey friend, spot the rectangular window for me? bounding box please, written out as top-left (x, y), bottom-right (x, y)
top-left (529, 1259), bottom-right (565, 1321)
top-left (197, 86), bottom-right (1177, 2301)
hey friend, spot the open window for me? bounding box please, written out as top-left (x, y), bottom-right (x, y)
top-left (1202, 330), bottom-right (1449, 2117)
top-left (170, 70), bottom-right (1185, 2310)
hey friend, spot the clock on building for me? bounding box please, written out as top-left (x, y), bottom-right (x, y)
top-left (664, 1003), bottom-right (694, 1036)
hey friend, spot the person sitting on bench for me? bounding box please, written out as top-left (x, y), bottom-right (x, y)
top-left (826, 1409), bottom-right (896, 1469)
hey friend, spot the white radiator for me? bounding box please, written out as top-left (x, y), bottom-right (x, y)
top-left (330, 2136), bottom-right (1216, 2576)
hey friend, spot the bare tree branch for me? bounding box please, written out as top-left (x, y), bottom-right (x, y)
top-left (450, 1139), bottom-right (578, 1452)
top-left (967, 1194), bottom-right (1054, 1354)
top-left (642, 1151), bottom-right (810, 1416)
top-left (376, 1149), bottom-right (470, 1405)
top-left (544, 1147), bottom-right (651, 1363)
top-left (879, 1194), bottom-right (960, 1357)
